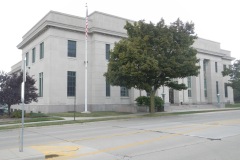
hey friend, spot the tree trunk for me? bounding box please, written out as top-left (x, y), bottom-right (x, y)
top-left (7, 104), bottom-right (11, 117)
top-left (150, 90), bottom-right (156, 113)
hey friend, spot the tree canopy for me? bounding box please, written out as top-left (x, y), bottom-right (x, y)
top-left (104, 19), bottom-right (200, 113)
top-left (222, 60), bottom-right (240, 102)
top-left (0, 71), bottom-right (38, 115)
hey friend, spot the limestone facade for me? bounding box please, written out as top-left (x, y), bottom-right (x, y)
top-left (13, 11), bottom-right (234, 113)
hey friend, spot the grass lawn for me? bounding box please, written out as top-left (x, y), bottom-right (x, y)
top-left (0, 112), bottom-right (64, 126)
top-left (0, 116), bottom-right (131, 131)
top-left (142, 107), bottom-right (240, 117)
top-left (48, 111), bottom-right (133, 117)
top-left (225, 103), bottom-right (240, 108)
top-left (0, 117), bottom-right (64, 125)
top-left (0, 111), bottom-right (132, 128)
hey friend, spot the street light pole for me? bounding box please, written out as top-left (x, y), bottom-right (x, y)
top-left (20, 56), bottom-right (26, 152)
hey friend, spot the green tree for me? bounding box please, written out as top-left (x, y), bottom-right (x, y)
top-left (0, 71), bottom-right (38, 116)
top-left (222, 60), bottom-right (240, 102)
top-left (104, 19), bottom-right (200, 113)
top-left (233, 89), bottom-right (240, 102)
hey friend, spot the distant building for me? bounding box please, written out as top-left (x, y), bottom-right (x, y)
top-left (12, 11), bottom-right (234, 113)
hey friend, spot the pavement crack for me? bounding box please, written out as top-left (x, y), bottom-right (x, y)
top-left (207, 138), bottom-right (221, 141)
top-left (112, 126), bottom-right (127, 128)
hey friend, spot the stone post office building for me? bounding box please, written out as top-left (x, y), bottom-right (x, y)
top-left (12, 11), bottom-right (234, 113)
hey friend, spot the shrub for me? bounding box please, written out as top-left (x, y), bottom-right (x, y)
top-left (135, 96), bottom-right (164, 112)
top-left (11, 110), bottom-right (22, 118)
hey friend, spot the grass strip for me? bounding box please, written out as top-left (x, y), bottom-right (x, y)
top-left (0, 117), bottom-right (131, 131)
top-left (0, 117), bottom-right (64, 125)
top-left (48, 111), bottom-right (132, 117)
top-left (143, 108), bottom-right (240, 117)
top-left (1, 108), bottom-right (240, 131)
top-left (225, 103), bottom-right (240, 108)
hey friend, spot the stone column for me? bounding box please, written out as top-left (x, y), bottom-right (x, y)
top-left (192, 58), bottom-right (204, 104)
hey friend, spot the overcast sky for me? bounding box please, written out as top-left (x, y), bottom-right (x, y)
top-left (0, 0), bottom-right (239, 72)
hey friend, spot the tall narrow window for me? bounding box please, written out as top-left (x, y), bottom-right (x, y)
top-left (215, 62), bottom-right (218, 72)
top-left (32, 48), bottom-right (35, 63)
top-left (40, 42), bottom-right (44, 59)
top-left (106, 79), bottom-right (110, 97)
top-left (216, 81), bottom-right (219, 94)
top-left (187, 77), bottom-right (192, 97)
top-left (68, 40), bottom-right (76, 57)
top-left (67, 71), bottom-right (76, 96)
top-left (39, 72), bottom-right (43, 97)
top-left (106, 44), bottom-right (110, 60)
top-left (203, 60), bottom-right (208, 97)
top-left (203, 60), bottom-right (207, 72)
top-left (224, 83), bottom-right (228, 97)
top-left (120, 86), bottom-right (129, 97)
top-left (204, 79), bottom-right (207, 97)
top-left (26, 52), bottom-right (29, 66)
top-left (223, 64), bottom-right (227, 71)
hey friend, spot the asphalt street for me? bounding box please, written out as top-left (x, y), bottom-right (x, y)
top-left (0, 110), bottom-right (240, 160)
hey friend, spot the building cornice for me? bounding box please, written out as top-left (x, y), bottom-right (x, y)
top-left (17, 10), bottom-right (129, 49)
top-left (196, 48), bottom-right (235, 61)
top-left (90, 27), bottom-right (127, 38)
top-left (89, 11), bottom-right (134, 23)
top-left (17, 21), bottom-right (49, 49)
top-left (196, 48), bottom-right (225, 57)
top-left (17, 10), bottom-right (234, 63)
top-left (222, 56), bottom-right (235, 61)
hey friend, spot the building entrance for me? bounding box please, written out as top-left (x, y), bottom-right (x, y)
top-left (169, 88), bottom-right (174, 104)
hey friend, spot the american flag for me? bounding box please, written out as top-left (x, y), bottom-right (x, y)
top-left (85, 3), bottom-right (88, 39)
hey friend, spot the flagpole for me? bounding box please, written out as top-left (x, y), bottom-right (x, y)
top-left (83, 3), bottom-right (90, 113)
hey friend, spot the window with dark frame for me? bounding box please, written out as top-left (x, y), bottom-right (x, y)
top-left (39, 72), bottom-right (43, 97)
top-left (68, 40), bottom-right (76, 57)
top-left (224, 83), bottom-right (228, 97)
top-left (32, 48), bottom-right (35, 63)
top-left (215, 62), bottom-right (218, 72)
top-left (40, 42), bottom-right (44, 59)
top-left (106, 44), bottom-right (110, 60)
top-left (216, 81), bottom-right (219, 94)
top-left (223, 64), bottom-right (227, 71)
top-left (26, 52), bottom-right (29, 66)
top-left (203, 60), bottom-right (208, 97)
top-left (187, 77), bottom-right (192, 97)
top-left (120, 86), bottom-right (129, 97)
top-left (67, 71), bottom-right (76, 96)
top-left (106, 79), bottom-right (110, 97)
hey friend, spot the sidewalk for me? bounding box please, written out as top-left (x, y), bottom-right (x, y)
top-left (0, 147), bottom-right (45, 160)
top-left (61, 112), bottom-right (147, 121)
top-left (0, 106), bottom-right (238, 128)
